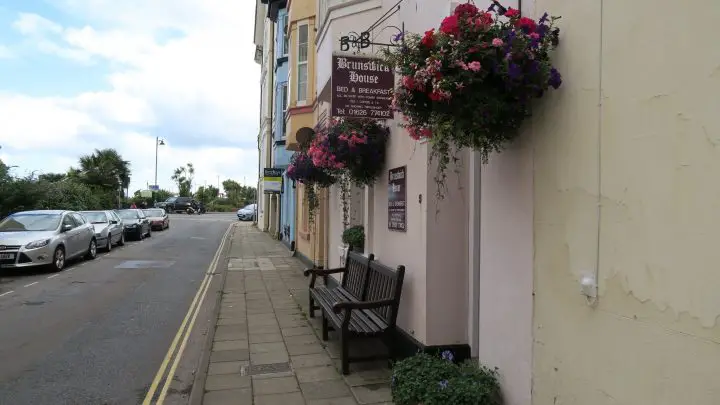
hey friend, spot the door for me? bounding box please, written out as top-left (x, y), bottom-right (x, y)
top-left (71, 213), bottom-right (91, 254)
top-left (61, 214), bottom-right (80, 257)
top-left (108, 211), bottom-right (121, 242)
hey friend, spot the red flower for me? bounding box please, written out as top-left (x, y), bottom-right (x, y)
top-left (439, 15), bottom-right (460, 36)
top-left (504, 8), bottom-right (520, 18)
top-left (402, 75), bottom-right (417, 90)
top-left (478, 11), bottom-right (494, 25)
top-left (453, 3), bottom-right (478, 17)
top-left (515, 17), bottom-right (537, 32)
top-left (421, 29), bottom-right (435, 47)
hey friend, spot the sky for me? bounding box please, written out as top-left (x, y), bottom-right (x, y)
top-left (0, 0), bottom-right (260, 195)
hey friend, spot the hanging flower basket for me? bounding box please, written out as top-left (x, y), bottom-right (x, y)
top-left (382, 2), bottom-right (562, 198)
top-left (308, 118), bottom-right (390, 186)
top-left (287, 152), bottom-right (336, 220)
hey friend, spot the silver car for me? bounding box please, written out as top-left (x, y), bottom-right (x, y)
top-left (0, 210), bottom-right (97, 272)
top-left (81, 210), bottom-right (125, 251)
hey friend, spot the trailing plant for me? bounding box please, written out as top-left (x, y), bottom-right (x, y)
top-left (286, 152), bottom-right (336, 222)
top-left (341, 225), bottom-right (365, 252)
top-left (382, 2), bottom-right (562, 199)
top-left (391, 351), bottom-right (502, 405)
top-left (339, 173), bottom-right (350, 229)
top-left (308, 117), bottom-right (390, 186)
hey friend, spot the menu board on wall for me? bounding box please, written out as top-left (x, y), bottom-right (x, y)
top-left (388, 166), bottom-right (407, 232)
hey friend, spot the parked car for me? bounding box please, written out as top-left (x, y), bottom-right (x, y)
top-left (81, 210), bottom-right (125, 251)
top-left (116, 209), bottom-right (152, 240)
top-left (0, 210), bottom-right (97, 271)
top-left (161, 196), bottom-right (194, 213)
top-left (237, 203), bottom-right (257, 221)
top-left (143, 208), bottom-right (169, 231)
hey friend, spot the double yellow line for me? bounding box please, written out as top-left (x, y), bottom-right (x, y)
top-left (142, 223), bottom-right (234, 405)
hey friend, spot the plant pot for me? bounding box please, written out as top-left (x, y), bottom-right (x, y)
top-left (351, 245), bottom-right (364, 253)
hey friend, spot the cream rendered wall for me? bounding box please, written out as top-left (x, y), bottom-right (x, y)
top-left (529, 0), bottom-right (720, 404)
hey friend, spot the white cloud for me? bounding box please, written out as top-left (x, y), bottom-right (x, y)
top-left (0, 0), bottom-right (261, 194)
top-left (0, 45), bottom-right (14, 59)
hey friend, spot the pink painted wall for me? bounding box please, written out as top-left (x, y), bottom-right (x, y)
top-left (478, 142), bottom-right (534, 405)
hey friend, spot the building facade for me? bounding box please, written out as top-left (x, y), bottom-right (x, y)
top-left (313, 0), bottom-right (720, 404)
top-left (272, 5), bottom-right (297, 248)
top-left (285, 0), bottom-right (325, 266)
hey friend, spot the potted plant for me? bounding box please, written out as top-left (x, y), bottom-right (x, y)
top-left (341, 225), bottom-right (365, 253)
top-left (391, 350), bottom-right (502, 405)
top-left (382, 2), bottom-right (562, 199)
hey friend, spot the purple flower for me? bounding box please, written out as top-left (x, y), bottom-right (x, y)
top-left (441, 350), bottom-right (454, 362)
top-left (539, 12), bottom-right (549, 24)
top-left (549, 68), bottom-right (562, 89)
top-left (438, 380), bottom-right (449, 390)
top-left (393, 31), bottom-right (404, 42)
top-left (508, 63), bottom-right (521, 80)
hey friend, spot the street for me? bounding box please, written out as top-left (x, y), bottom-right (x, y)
top-left (0, 213), bottom-right (240, 405)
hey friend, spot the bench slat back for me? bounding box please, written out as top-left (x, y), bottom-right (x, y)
top-left (341, 251), bottom-right (374, 299)
top-left (363, 261), bottom-right (405, 325)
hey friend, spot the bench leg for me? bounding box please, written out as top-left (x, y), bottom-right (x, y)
top-left (321, 314), bottom-right (329, 341)
top-left (340, 331), bottom-right (350, 375)
top-left (308, 295), bottom-right (315, 318)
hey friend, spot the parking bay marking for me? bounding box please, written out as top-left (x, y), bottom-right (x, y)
top-left (24, 282), bottom-right (38, 288)
top-left (0, 291), bottom-right (14, 298)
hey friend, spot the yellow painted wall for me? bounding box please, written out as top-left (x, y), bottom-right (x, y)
top-left (530, 0), bottom-right (720, 403)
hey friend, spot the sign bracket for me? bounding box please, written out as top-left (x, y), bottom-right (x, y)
top-left (339, 0), bottom-right (406, 53)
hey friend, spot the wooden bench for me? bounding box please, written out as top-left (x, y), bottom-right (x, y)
top-left (304, 253), bottom-right (405, 374)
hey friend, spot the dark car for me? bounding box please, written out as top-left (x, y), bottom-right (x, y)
top-left (116, 209), bottom-right (152, 240)
top-left (161, 196), bottom-right (194, 213)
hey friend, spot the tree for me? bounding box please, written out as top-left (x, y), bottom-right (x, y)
top-left (38, 173), bottom-right (67, 182)
top-left (73, 148), bottom-right (131, 207)
top-left (171, 163), bottom-right (195, 197)
top-left (222, 179), bottom-right (256, 207)
top-left (195, 185), bottom-right (219, 204)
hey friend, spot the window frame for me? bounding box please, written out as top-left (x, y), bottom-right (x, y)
top-left (282, 14), bottom-right (289, 57)
top-left (296, 21), bottom-right (309, 106)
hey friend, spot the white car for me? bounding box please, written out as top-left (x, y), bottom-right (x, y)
top-left (0, 210), bottom-right (98, 271)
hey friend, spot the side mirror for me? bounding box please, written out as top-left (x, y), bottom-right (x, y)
top-left (110, 220), bottom-right (118, 224)
top-left (62, 224), bottom-right (73, 232)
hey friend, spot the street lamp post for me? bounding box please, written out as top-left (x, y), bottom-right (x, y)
top-left (154, 137), bottom-right (165, 203)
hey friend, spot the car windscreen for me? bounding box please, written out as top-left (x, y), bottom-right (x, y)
top-left (143, 209), bottom-right (165, 217)
top-left (117, 210), bottom-right (140, 220)
top-left (81, 212), bottom-right (108, 223)
top-left (0, 213), bottom-right (62, 232)
top-left (243, 204), bottom-right (256, 210)
top-left (165, 197), bottom-right (177, 202)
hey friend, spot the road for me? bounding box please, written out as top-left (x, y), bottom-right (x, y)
top-left (0, 213), bottom-right (239, 405)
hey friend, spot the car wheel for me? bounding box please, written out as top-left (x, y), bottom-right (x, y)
top-left (137, 228), bottom-right (144, 240)
top-left (118, 232), bottom-right (125, 246)
top-left (50, 246), bottom-right (65, 272)
top-left (106, 237), bottom-right (112, 252)
top-left (147, 228), bottom-right (152, 237)
top-left (85, 239), bottom-right (97, 260)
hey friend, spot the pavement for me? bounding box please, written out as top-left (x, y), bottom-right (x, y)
top-left (0, 213), bottom-right (240, 405)
top-left (191, 224), bottom-right (393, 405)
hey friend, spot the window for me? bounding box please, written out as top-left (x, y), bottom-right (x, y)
top-left (62, 215), bottom-right (76, 229)
top-left (71, 213), bottom-right (86, 225)
top-left (281, 82), bottom-right (288, 137)
top-left (282, 14), bottom-right (289, 56)
top-left (296, 23), bottom-right (309, 104)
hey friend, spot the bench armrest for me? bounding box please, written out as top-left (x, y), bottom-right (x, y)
top-left (303, 267), bottom-right (346, 277)
top-left (332, 299), bottom-right (395, 314)
top-left (305, 267), bottom-right (346, 288)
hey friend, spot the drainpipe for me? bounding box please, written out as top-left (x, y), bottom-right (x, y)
top-left (263, 20), bottom-right (276, 232)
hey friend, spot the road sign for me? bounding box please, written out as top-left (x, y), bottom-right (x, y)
top-left (149, 185), bottom-right (160, 191)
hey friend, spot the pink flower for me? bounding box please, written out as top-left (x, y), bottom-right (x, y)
top-left (529, 32), bottom-right (540, 40)
top-left (455, 60), bottom-right (468, 70)
top-left (492, 38), bottom-right (504, 47)
top-left (467, 61), bottom-right (482, 72)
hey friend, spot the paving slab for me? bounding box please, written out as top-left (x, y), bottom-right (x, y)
top-left (194, 224), bottom-right (391, 405)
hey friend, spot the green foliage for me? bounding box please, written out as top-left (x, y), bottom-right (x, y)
top-left (0, 148), bottom-right (132, 218)
top-left (341, 225), bottom-right (365, 251)
top-left (195, 185), bottom-right (219, 204)
top-left (172, 163), bottom-right (195, 196)
top-left (222, 179), bottom-right (256, 207)
top-left (391, 352), bottom-right (502, 405)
